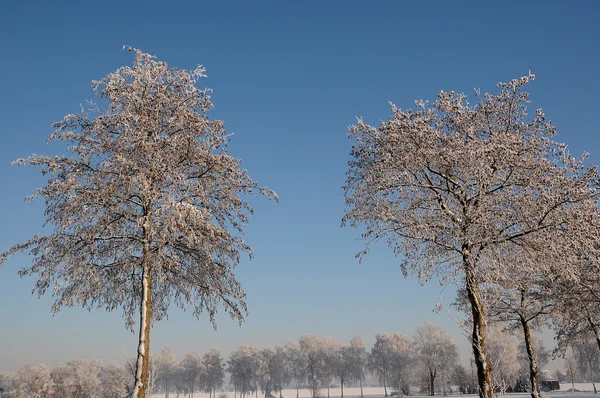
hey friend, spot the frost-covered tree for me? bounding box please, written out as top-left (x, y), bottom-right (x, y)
top-left (516, 336), bottom-right (549, 392)
top-left (465, 249), bottom-right (554, 398)
top-left (257, 345), bottom-right (291, 398)
top-left (368, 333), bottom-right (413, 396)
top-left (101, 362), bottom-right (129, 398)
top-left (343, 73), bottom-right (599, 398)
top-left (332, 343), bottom-right (353, 398)
top-left (452, 365), bottom-right (470, 394)
top-left (14, 364), bottom-right (53, 398)
top-left (51, 360), bottom-right (101, 398)
top-left (552, 238), bottom-right (600, 356)
top-left (348, 336), bottom-right (367, 398)
top-left (369, 333), bottom-right (395, 396)
top-left (565, 355), bottom-right (578, 392)
top-left (0, 48), bottom-right (276, 398)
top-left (322, 337), bottom-right (338, 398)
top-left (413, 323), bottom-right (457, 396)
top-left (256, 347), bottom-right (275, 398)
top-left (157, 346), bottom-right (178, 398)
top-left (387, 334), bottom-right (414, 396)
top-left (180, 352), bottom-right (203, 397)
top-left (299, 334), bottom-right (332, 398)
top-left (228, 345), bottom-right (260, 398)
top-left (285, 341), bottom-right (306, 398)
top-left (485, 327), bottom-right (519, 394)
top-left (574, 341), bottom-right (599, 393)
top-left (0, 372), bottom-right (15, 395)
top-left (203, 348), bottom-right (225, 398)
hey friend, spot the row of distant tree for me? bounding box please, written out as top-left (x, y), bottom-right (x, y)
top-left (6, 321), bottom-right (597, 398)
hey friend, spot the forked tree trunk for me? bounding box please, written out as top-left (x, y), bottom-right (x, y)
top-left (132, 256), bottom-right (152, 398)
top-left (464, 253), bottom-right (493, 398)
top-left (520, 315), bottom-right (541, 398)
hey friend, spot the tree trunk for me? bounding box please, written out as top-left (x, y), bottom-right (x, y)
top-left (383, 373), bottom-right (388, 397)
top-left (296, 383), bottom-right (299, 398)
top-left (520, 315), bottom-right (541, 398)
top-left (360, 376), bottom-right (364, 398)
top-left (398, 374), bottom-right (402, 396)
top-left (341, 379), bottom-right (344, 398)
top-left (430, 370), bottom-right (435, 396)
top-left (464, 254), bottom-right (493, 398)
top-left (132, 246), bottom-right (152, 398)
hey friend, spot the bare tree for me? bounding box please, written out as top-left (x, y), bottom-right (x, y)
top-left (343, 73), bottom-right (599, 398)
top-left (0, 48), bottom-right (276, 398)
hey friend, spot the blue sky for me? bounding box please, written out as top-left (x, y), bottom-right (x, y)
top-left (0, 1), bottom-right (598, 372)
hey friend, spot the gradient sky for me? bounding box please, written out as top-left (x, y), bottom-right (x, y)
top-left (0, 1), bottom-right (598, 373)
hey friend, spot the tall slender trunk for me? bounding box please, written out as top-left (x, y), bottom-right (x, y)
top-left (430, 369), bottom-right (435, 396)
top-left (398, 374), bottom-right (402, 396)
top-left (132, 236), bottom-right (152, 398)
top-left (520, 315), bottom-right (541, 398)
top-left (360, 375), bottom-right (363, 398)
top-left (296, 382), bottom-right (299, 398)
top-left (464, 252), bottom-right (493, 398)
top-left (341, 379), bottom-right (344, 398)
top-left (589, 364), bottom-right (597, 394)
top-left (383, 372), bottom-right (388, 397)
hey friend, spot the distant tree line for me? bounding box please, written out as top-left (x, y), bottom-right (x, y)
top-left (5, 321), bottom-right (590, 398)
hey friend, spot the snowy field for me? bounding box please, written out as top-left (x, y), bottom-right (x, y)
top-left (150, 385), bottom-right (600, 398)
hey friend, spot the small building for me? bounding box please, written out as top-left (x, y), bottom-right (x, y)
top-left (540, 380), bottom-right (560, 391)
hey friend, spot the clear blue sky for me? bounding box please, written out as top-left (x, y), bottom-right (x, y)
top-left (0, 1), bottom-right (598, 372)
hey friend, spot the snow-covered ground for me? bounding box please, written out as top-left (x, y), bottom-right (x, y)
top-left (150, 385), bottom-right (600, 398)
